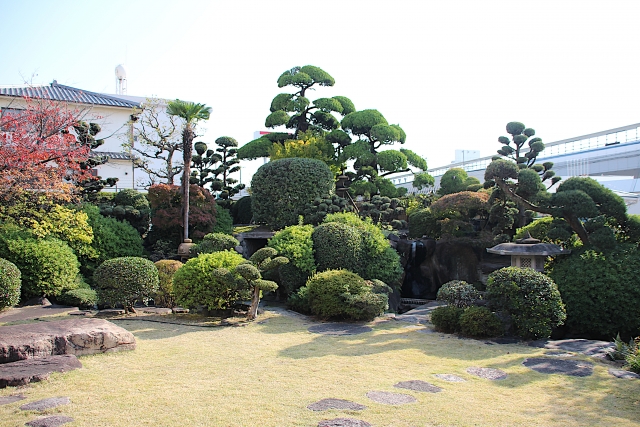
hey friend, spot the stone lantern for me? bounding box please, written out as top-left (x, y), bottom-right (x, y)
top-left (486, 233), bottom-right (570, 272)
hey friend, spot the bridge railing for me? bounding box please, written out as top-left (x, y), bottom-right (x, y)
top-left (428, 122), bottom-right (640, 177)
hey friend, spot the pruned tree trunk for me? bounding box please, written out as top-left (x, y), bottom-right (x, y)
top-left (247, 285), bottom-right (260, 320)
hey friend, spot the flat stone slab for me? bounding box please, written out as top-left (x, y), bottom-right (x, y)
top-left (0, 305), bottom-right (79, 323)
top-left (394, 380), bottom-right (442, 393)
top-left (529, 339), bottom-right (614, 358)
top-left (94, 309), bottom-right (126, 317)
top-left (609, 369), bottom-right (640, 379)
top-left (395, 301), bottom-right (446, 324)
top-left (141, 307), bottom-right (172, 314)
top-left (172, 307), bottom-right (189, 313)
top-left (523, 358), bottom-right (593, 377)
top-left (308, 324), bottom-right (372, 336)
top-left (366, 390), bottom-right (417, 405)
top-left (466, 367), bottom-right (508, 380)
top-left (20, 397), bottom-right (70, 411)
top-left (307, 398), bottom-right (366, 411)
top-left (0, 355), bottom-right (81, 388)
top-left (544, 351), bottom-right (574, 358)
top-left (0, 394), bottom-right (25, 405)
top-left (0, 318), bottom-right (135, 363)
top-left (318, 418), bottom-right (372, 427)
top-left (25, 416), bottom-right (74, 427)
top-left (434, 373), bottom-right (466, 382)
top-left (485, 337), bottom-right (520, 345)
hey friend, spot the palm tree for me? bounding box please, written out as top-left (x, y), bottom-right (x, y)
top-left (166, 100), bottom-right (211, 242)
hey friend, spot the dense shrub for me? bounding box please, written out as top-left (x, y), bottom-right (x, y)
top-left (312, 222), bottom-right (362, 273)
top-left (99, 189), bottom-right (151, 235)
top-left (486, 267), bottom-right (566, 339)
top-left (231, 196), bottom-right (253, 224)
top-left (94, 257), bottom-right (159, 311)
top-left (286, 285), bottom-right (311, 314)
top-left (154, 260), bottom-right (182, 308)
top-left (212, 208), bottom-right (234, 234)
top-left (172, 251), bottom-right (247, 310)
top-left (192, 233), bottom-right (239, 255)
top-left (408, 208), bottom-right (436, 238)
top-left (436, 280), bottom-right (481, 308)
top-left (304, 269), bottom-right (388, 321)
top-left (81, 205), bottom-right (144, 282)
top-left (548, 245), bottom-right (640, 339)
top-left (0, 258), bottom-right (21, 310)
top-left (3, 237), bottom-right (79, 300)
top-left (57, 287), bottom-right (98, 309)
top-left (251, 158), bottom-right (334, 230)
top-left (146, 184), bottom-right (217, 246)
top-left (322, 213), bottom-right (403, 286)
top-left (459, 306), bottom-right (503, 338)
top-left (268, 224), bottom-right (315, 274)
top-left (302, 194), bottom-right (353, 225)
top-left (430, 305), bottom-right (464, 333)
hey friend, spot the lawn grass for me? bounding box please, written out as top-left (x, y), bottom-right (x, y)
top-left (1, 309), bottom-right (639, 427)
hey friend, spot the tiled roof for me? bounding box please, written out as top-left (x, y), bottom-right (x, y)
top-left (0, 81), bottom-right (140, 109)
top-left (92, 151), bottom-right (134, 160)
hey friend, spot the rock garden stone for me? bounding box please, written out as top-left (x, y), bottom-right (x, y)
top-left (529, 339), bottom-right (614, 359)
top-left (434, 374), bottom-right (466, 382)
top-left (94, 308), bottom-right (126, 317)
top-left (20, 397), bottom-right (70, 411)
top-left (172, 307), bottom-right (189, 313)
top-left (522, 358), bottom-right (593, 377)
top-left (318, 418), bottom-right (372, 427)
top-left (466, 367), bottom-right (508, 380)
top-left (25, 416), bottom-right (74, 427)
top-left (366, 390), bottom-right (417, 405)
top-left (608, 369), bottom-right (640, 379)
top-left (0, 355), bottom-right (82, 388)
top-left (141, 307), bottom-right (172, 314)
top-left (308, 323), bottom-right (372, 336)
top-left (307, 398), bottom-right (366, 411)
top-left (394, 380), bottom-right (442, 393)
top-left (0, 318), bottom-right (135, 363)
top-left (544, 351), bottom-right (574, 358)
top-left (0, 394), bottom-right (25, 405)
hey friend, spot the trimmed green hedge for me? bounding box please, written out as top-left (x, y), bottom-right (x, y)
top-left (251, 158), bottom-right (334, 230)
top-left (172, 251), bottom-right (247, 310)
top-left (154, 260), bottom-right (183, 308)
top-left (0, 258), bottom-right (21, 310)
top-left (94, 257), bottom-right (159, 311)
top-left (192, 233), bottom-right (239, 255)
top-left (312, 222), bottom-right (362, 273)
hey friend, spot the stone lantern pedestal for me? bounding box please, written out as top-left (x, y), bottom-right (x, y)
top-left (177, 239), bottom-right (196, 263)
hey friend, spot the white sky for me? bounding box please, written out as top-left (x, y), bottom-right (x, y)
top-left (2, 0), bottom-right (640, 184)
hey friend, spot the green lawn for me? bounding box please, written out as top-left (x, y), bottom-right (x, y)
top-left (1, 310), bottom-right (639, 427)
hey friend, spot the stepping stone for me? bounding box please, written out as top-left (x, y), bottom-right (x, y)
top-left (522, 358), bottom-right (593, 377)
top-left (434, 374), bottom-right (466, 382)
top-left (318, 418), bottom-right (372, 427)
top-left (308, 324), bottom-right (372, 336)
top-left (0, 394), bottom-right (25, 405)
top-left (394, 380), bottom-right (442, 393)
top-left (484, 337), bottom-right (520, 345)
top-left (544, 351), bottom-right (574, 358)
top-left (172, 307), bottom-right (189, 313)
top-left (307, 398), bottom-right (366, 411)
top-left (366, 390), bottom-right (416, 405)
top-left (609, 369), bottom-right (640, 379)
top-left (25, 416), bottom-right (74, 427)
top-left (94, 308), bottom-right (126, 317)
top-left (466, 367), bottom-right (508, 380)
top-left (20, 397), bottom-right (70, 411)
top-left (0, 355), bottom-right (82, 388)
top-left (0, 318), bottom-right (135, 364)
top-left (141, 307), bottom-right (172, 314)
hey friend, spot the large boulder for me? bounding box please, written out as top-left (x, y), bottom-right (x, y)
top-left (0, 318), bottom-right (135, 364)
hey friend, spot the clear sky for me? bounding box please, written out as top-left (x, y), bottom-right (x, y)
top-left (2, 0), bottom-right (640, 183)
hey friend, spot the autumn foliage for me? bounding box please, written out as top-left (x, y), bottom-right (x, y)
top-left (0, 97), bottom-right (95, 203)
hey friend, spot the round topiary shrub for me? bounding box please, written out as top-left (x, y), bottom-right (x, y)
top-left (312, 222), bottom-right (362, 273)
top-left (231, 196), bottom-right (253, 224)
top-left (305, 269), bottom-right (387, 321)
top-left (212, 208), bottom-right (234, 235)
top-left (251, 158), bottom-right (334, 230)
top-left (436, 280), bottom-right (481, 308)
top-left (57, 288), bottom-right (98, 309)
top-left (192, 233), bottom-right (239, 255)
top-left (0, 258), bottom-right (21, 310)
top-left (486, 267), bottom-right (566, 339)
top-left (154, 260), bottom-right (183, 308)
top-left (172, 251), bottom-right (247, 310)
top-left (430, 305), bottom-right (464, 333)
top-left (4, 237), bottom-right (79, 300)
top-left (459, 306), bottom-right (503, 338)
top-left (94, 257), bottom-right (159, 312)
top-left (548, 245), bottom-right (640, 339)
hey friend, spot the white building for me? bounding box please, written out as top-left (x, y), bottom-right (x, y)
top-left (0, 81), bottom-right (142, 190)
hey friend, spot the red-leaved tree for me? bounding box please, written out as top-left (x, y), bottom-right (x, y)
top-left (0, 97), bottom-right (95, 203)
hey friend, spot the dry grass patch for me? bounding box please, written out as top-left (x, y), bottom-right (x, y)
top-left (0, 311), bottom-right (639, 426)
